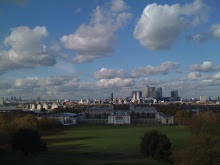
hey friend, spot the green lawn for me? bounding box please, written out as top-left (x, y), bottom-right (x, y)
top-left (1, 125), bottom-right (189, 165)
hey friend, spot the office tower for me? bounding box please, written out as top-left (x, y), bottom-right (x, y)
top-left (132, 91), bottom-right (137, 100)
top-left (0, 98), bottom-right (4, 106)
top-left (19, 96), bottom-right (22, 101)
top-left (171, 90), bottom-right (178, 98)
top-left (11, 96), bottom-right (13, 100)
top-left (110, 93), bottom-right (113, 102)
top-left (14, 96), bottom-right (16, 101)
top-left (144, 85), bottom-right (149, 98)
top-left (137, 91), bottom-right (142, 100)
top-left (144, 86), bottom-right (162, 99)
top-left (156, 87), bottom-right (162, 100)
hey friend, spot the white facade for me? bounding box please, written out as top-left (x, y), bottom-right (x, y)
top-left (37, 104), bottom-right (42, 110)
top-left (51, 104), bottom-right (58, 109)
top-left (108, 115), bottom-right (130, 124)
top-left (200, 96), bottom-right (207, 102)
top-left (43, 104), bottom-right (48, 110)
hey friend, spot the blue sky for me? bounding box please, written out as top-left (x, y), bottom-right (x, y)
top-left (0, 0), bottom-right (220, 100)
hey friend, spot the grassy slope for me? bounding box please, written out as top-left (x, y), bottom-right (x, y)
top-left (1, 125), bottom-right (189, 165)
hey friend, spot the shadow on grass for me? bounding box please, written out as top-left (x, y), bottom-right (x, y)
top-left (45, 136), bottom-right (98, 143)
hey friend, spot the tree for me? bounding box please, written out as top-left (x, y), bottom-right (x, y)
top-left (12, 129), bottom-right (47, 156)
top-left (140, 130), bottom-right (171, 161)
top-left (172, 112), bottom-right (220, 165)
top-left (174, 110), bottom-right (190, 125)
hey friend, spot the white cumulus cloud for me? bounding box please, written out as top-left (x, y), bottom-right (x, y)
top-left (190, 61), bottom-right (220, 73)
top-left (61, 0), bottom-right (131, 63)
top-left (0, 26), bottom-right (57, 75)
top-left (134, 0), bottom-right (209, 50)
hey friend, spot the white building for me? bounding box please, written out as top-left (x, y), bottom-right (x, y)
top-left (51, 103), bottom-right (58, 110)
top-left (47, 113), bottom-right (81, 125)
top-left (37, 104), bottom-right (42, 110)
top-left (200, 96), bottom-right (207, 102)
top-left (43, 103), bottom-right (48, 110)
top-left (108, 111), bottom-right (130, 125)
top-left (156, 112), bottom-right (174, 124)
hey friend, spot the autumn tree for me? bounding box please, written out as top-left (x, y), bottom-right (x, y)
top-left (174, 110), bottom-right (190, 125)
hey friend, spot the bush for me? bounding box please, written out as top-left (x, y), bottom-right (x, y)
top-left (140, 130), bottom-right (171, 161)
top-left (12, 129), bottom-right (47, 156)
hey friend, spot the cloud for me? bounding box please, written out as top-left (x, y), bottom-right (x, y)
top-left (94, 61), bottom-right (180, 79)
top-left (130, 61), bottom-right (180, 78)
top-left (61, 0), bottom-right (131, 63)
top-left (0, 26), bottom-right (57, 75)
top-left (94, 68), bottom-right (128, 79)
top-left (187, 72), bottom-right (210, 80)
top-left (134, 0), bottom-right (209, 50)
top-left (96, 78), bottom-right (134, 88)
top-left (186, 24), bottom-right (220, 43)
top-left (189, 61), bottom-right (220, 73)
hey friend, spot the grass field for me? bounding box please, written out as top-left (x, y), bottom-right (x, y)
top-left (1, 125), bottom-right (189, 165)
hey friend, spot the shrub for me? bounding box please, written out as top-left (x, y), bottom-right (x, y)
top-left (12, 128), bottom-right (47, 156)
top-left (140, 130), bottom-right (171, 161)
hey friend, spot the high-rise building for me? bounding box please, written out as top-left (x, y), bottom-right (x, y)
top-left (132, 91), bottom-right (137, 100)
top-left (171, 90), bottom-right (178, 98)
top-left (137, 91), bottom-right (142, 100)
top-left (19, 96), bottom-right (22, 101)
top-left (37, 97), bottom-right (40, 101)
top-left (144, 86), bottom-right (162, 99)
top-left (110, 93), bottom-right (113, 102)
top-left (11, 96), bottom-right (13, 100)
top-left (0, 97), bottom-right (4, 106)
top-left (14, 96), bottom-right (16, 101)
top-left (156, 87), bottom-right (162, 100)
top-left (144, 85), bottom-right (149, 98)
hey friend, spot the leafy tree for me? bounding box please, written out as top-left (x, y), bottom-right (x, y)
top-left (174, 110), bottom-right (190, 125)
top-left (12, 129), bottom-right (47, 156)
top-left (140, 130), bottom-right (171, 161)
top-left (172, 112), bottom-right (220, 165)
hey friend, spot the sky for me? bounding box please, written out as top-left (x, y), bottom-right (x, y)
top-left (0, 0), bottom-right (220, 100)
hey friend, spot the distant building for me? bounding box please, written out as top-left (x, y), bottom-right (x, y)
top-left (200, 96), bottom-right (207, 102)
top-left (51, 104), bottom-right (59, 109)
top-left (144, 86), bottom-right (162, 100)
top-left (43, 104), bottom-right (49, 110)
top-left (156, 112), bottom-right (174, 124)
top-left (132, 91), bottom-right (142, 101)
top-left (171, 90), bottom-right (178, 98)
top-left (108, 111), bottom-right (130, 125)
top-left (37, 104), bottom-right (42, 110)
top-left (110, 93), bottom-right (113, 102)
top-left (37, 97), bottom-right (40, 101)
top-left (46, 113), bottom-right (83, 125)
top-left (0, 98), bottom-right (4, 106)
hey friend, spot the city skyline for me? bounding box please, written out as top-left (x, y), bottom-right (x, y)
top-left (1, 0), bottom-right (220, 100)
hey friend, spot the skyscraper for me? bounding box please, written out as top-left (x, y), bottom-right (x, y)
top-left (156, 87), bottom-right (162, 100)
top-left (144, 86), bottom-right (162, 99)
top-left (136, 91), bottom-right (142, 100)
top-left (144, 85), bottom-right (149, 98)
top-left (132, 91), bottom-right (137, 100)
top-left (171, 90), bottom-right (178, 98)
top-left (110, 93), bottom-right (113, 102)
